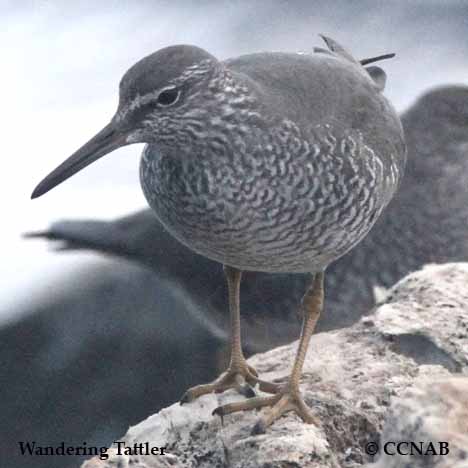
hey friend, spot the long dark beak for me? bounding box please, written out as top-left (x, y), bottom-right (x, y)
top-left (360, 53), bottom-right (395, 66)
top-left (31, 122), bottom-right (128, 199)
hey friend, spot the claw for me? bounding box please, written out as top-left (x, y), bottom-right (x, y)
top-left (179, 392), bottom-right (191, 405)
top-left (238, 383), bottom-right (256, 398)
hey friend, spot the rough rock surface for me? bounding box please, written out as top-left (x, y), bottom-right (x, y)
top-left (82, 263), bottom-right (468, 468)
top-left (373, 378), bottom-right (468, 468)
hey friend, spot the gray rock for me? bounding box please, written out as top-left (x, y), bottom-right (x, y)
top-left (373, 263), bottom-right (468, 372)
top-left (82, 263), bottom-right (468, 467)
top-left (370, 378), bottom-right (468, 468)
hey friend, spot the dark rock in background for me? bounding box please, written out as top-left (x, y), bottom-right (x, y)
top-left (0, 260), bottom-right (226, 468)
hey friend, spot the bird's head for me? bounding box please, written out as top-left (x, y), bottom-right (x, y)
top-left (31, 45), bottom-right (221, 199)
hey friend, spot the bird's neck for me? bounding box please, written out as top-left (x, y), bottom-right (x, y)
top-left (152, 70), bottom-right (265, 162)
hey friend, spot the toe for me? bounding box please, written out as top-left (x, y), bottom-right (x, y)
top-left (180, 388), bottom-right (197, 404)
top-left (180, 393), bottom-right (190, 405)
top-left (250, 390), bottom-right (319, 433)
top-left (247, 365), bottom-right (259, 377)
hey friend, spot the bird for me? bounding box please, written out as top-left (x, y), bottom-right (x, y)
top-left (31, 35), bottom-right (406, 433)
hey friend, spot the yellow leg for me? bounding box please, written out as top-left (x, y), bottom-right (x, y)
top-left (213, 272), bottom-right (324, 434)
top-left (180, 265), bottom-right (280, 404)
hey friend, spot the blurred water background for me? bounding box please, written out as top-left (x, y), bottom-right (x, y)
top-left (2, 0), bottom-right (468, 323)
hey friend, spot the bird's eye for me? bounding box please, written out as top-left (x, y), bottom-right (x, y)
top-left (157, 87), bottom-right (180, 107)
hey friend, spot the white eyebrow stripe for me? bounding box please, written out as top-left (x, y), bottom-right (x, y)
top-left (116, 58), bottom-right (214, 122)
top-left (117, 86), bottom-right (177, 121)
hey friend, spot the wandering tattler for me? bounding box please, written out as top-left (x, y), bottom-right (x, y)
top-left (31, 36), bottom-right (406, 433)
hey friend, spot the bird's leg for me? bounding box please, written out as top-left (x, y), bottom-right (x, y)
top-left (213, 272), bottom-right (323, 434)
top-left (180, 265), bottom-right (279, 404)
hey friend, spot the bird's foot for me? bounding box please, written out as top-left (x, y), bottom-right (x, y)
top-left (180, 360), bottom-right (279, 404)
top-left (212, 383), bottom-right (319, 434)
